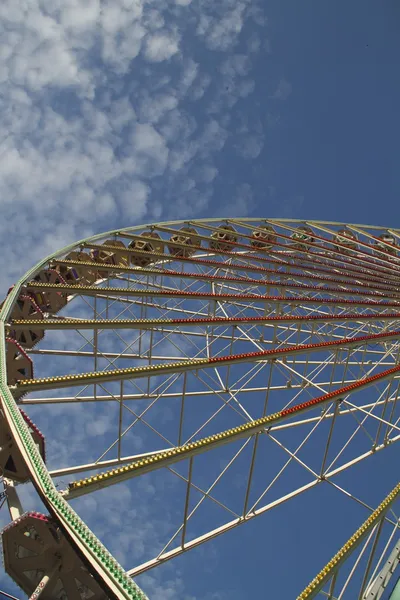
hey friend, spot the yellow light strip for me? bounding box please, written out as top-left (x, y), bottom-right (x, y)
top-left (65, 409), bottom-right (283, 497)
top-left (25, 280), bottom-right (400, 308)
top-left (15, 328), bottom-right (400, 393)
top-left (11, 317), bottom-right (170, 329)
top-left (15, 358), bottom-right (208, 391)
top-left (297, 482), bottom-right (400, 599)
top-left (11, 312), bottom-right (400, 331)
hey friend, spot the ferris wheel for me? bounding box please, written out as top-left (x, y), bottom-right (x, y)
top-left (1, 218), bottom-right (400, 599)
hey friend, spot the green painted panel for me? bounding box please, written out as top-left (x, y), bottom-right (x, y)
top-left (389, 577), bottom-right (400, 599)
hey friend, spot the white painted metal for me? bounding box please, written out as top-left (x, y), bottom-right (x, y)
top-left (4, 219), bottom-right (400, 599)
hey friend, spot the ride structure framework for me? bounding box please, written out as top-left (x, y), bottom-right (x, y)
top-left (1, 219), bottom-right (400, 599)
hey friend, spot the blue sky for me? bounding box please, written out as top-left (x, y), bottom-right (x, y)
top-left (1, 1), bottom-right (400, 599)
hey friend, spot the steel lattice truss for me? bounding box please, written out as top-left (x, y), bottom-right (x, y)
top-left (2, 219), bottom-right (400, 599)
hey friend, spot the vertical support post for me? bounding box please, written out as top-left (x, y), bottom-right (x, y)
top-left (118, 381), bottom-right (124, 461)
top-left (94, 295), bottom-right (98, 403)
top-left (178, 372), bottom-right (187, 446)
top-left (181, 457), bottom-right (193, 549)
top-left (243, 433), bottom-right (259, 517)
top-left (4, 478), bottom-right (23, 521)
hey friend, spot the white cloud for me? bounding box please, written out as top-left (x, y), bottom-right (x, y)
top-left (196, 2), bottom-right (248, 51)
top-left (119, 180), bottom-right (150, 219)
top-left (179, 58), bottom-right (199, 95)
top-left (0, 2), bottom-right (94, 94)
top-left (129, 122), bottom-right (169, 177)
top-left (199, 119), bottom-right (228, 155)
top-left (138, 93), bottom-right (179, 124)
top-left (60, 0), bottom-right (101, 31)
top-left (144, 30), bottom-right (180, 62)
top-left (87, 414), bottom-right (112, 436)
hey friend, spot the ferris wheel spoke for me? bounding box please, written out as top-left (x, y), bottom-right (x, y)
top-left (23, 356), bottom-right (396, 402)
top-left (215, 300), bottom-right (263, 353)
top-left (296, 221), bottom-right (400, 275)
top-left (280, 252), bottom-right (398, 287)
top-left (338, 526), bottom-right (379, 600)
top-left (80, 246), bottom-right (383, 289)
top-left (297, 483), bottom-right (400, 600)
top-left (275, 358), bottom-right (332, 395)
top-left (24, 281), bottom-right (400, 316)
top-left (249, 402), bottom-right (384, 516)
top-left (12, 329), bottom-right (400, 398)
top-left (384, 384), bottom-right (400, 439)
top-left (267, 227), bottom-right (377, 275)
top-left (296, 244), bottom-right (398, 284)
top-left (165, 443), bottom-right (314, 563)
top-left (209, 368), bottom-right (256, 422)
top-left (361, 526), bottom-right (400, 599)
top-left (229, 220), bottom-right (398, 280)
top-left (95, 405), bottom-right (175, 464)
top-left (344, 402), bottom-right (380, 445)
top-left (349, 225), bottom-right (400, 261)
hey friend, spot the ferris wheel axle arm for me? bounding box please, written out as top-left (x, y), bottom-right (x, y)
top-left (14, 328), bottom-right (400, 395)
top-left (3, 479), bottom-right (23, 521)
top-left (22, 284), bottom-right (400, 325)
top-left (65, 239), bottom-right (400, 289)
top-left (55, 249), bottom-right (400, 297)
top-left (301, 221), bottom-right (400, 275)
top-left (26, 274), bottom-right (400, 306)
top-left (222, 218), bottom-right (400, 278)
top-left (11, 311), bottom-right (400, 332)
